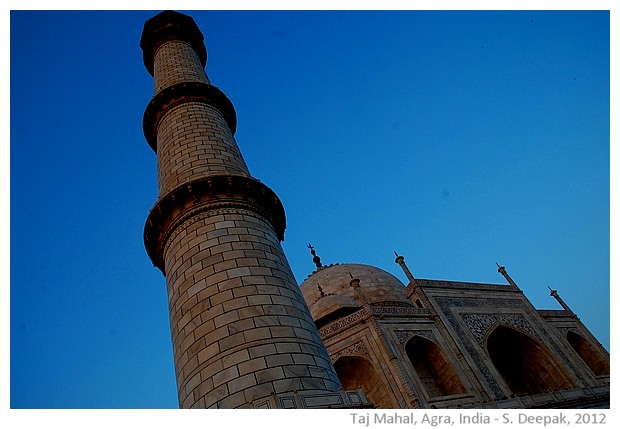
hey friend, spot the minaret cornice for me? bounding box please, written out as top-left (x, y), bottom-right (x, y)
top-left (144, 174), bottom-right (286, 273)
top-left (142, 81), bottom-right (237, 153)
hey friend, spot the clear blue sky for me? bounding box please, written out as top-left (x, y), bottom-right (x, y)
top-left (8, 7), bottom-right (612, 409)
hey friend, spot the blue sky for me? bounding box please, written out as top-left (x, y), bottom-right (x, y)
top-left (7, 5), bottom-right (613, 410)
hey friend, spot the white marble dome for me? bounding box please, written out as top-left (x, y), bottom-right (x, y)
top-left (300, 263), bottom-right (411, 325)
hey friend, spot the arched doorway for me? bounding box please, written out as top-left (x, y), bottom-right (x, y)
top-left (334, 356), bottom-right (392, 408)
top-left (487, 324), bottom-right (575, 396)
top-left (567, 331), bottom-right (609, 376)
top-left (405, 335), bottom-right (466, 398)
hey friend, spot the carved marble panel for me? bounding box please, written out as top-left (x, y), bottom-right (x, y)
top-left (394, 329), bottom-right (436, 345)
top-left (462, 313), bottom-right (539, 347)
top-left (331, 340), bottom-right (370, 361)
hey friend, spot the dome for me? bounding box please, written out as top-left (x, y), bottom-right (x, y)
top-left (300, 263), bottom-right (411, 325)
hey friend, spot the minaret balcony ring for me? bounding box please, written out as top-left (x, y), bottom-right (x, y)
top-left (142, 81), bottom-right (237, 152)
top-left (144, 174), bottom-right (286, 274)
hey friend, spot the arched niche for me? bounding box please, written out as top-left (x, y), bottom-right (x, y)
top-left (334, 355), bottom-right (392, 408)
top-left (486, 324), bottom-right (576, 396)
top-left (566, 331), bottom-right (609, 376)
top-left (405, 335), bottom-right (466, 398)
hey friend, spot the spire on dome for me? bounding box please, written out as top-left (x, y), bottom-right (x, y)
top-left (308, 243), bottom-right (323, 268)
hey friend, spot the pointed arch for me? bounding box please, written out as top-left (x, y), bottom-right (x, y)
top-left (566, 331), bottom-right (609, 376)
top-left (486, 324), bottom-right (576, 396)
top-left (405, 335), bottom-right (466, 398)
top-left (334, 356), bottom-right (392, 408)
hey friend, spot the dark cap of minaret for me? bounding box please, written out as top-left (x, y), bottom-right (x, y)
top-left (140, 10), bottom-right (207, 76)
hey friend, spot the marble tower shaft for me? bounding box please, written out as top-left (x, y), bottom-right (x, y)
top-left (140, 11), bottom-right (341, 408)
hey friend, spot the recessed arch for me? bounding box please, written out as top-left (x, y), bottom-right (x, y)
top-left (486, 324), bottom-right (575, 396)
top-left (334, 355), bottom-right (392, 408)
top-left (405, 335), bottom-right (466, 398)
top-left (566, 331), bottom-right (609, 376)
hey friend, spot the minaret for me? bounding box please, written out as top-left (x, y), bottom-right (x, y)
top-left (394, 252), bottom-right (416, 284)
top-left (548, 286), bottom-right (576, 317)
top-left (496, 262), bottom-right (519, 288)
top-left (140, 11), bottom-right (342, 409)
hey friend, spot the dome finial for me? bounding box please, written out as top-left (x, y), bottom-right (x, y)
top-left (307, 243), bottom-right (323, 268)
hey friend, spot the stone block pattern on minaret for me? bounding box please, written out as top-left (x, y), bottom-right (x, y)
top-left (156, 101), bottom-right (250, 196)
top-left (154, 40), bottom-right (211, 92)
top-left (141, 11), bottom-right (343, 409)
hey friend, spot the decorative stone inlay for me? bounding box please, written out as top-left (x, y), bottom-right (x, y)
top-left (319, 308), bottom-right (367, 338)
top-left (317, 304), bottom-right (431, 340)
top-left (435, 295), bottom-right (589, 397)
top-left (398, 290), bottom-right (489, 402)
top-left (462, 313), bottom-right (539, 347)
top-left (332, 340), bottom-right (370, 361)
top-left (415, 278), bottom-right (519, 292)
top-left (538, 309), bottom-right (571, 318)
top-left (376, 301), bottom-right (413, 307)
top-left (394, 329), bottom-right (436, 345)
top-left (554, 326), bottom-right (573, 338)
top-left (439, 296), bottom-right (523, 309)
top-left (435, 296), bottom-right (517, 398)
top-left (370, 304), bottom-right (431, 317)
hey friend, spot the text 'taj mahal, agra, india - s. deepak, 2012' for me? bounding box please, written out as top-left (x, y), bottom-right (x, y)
top-left (138, 10), bottom-right (610, 409)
